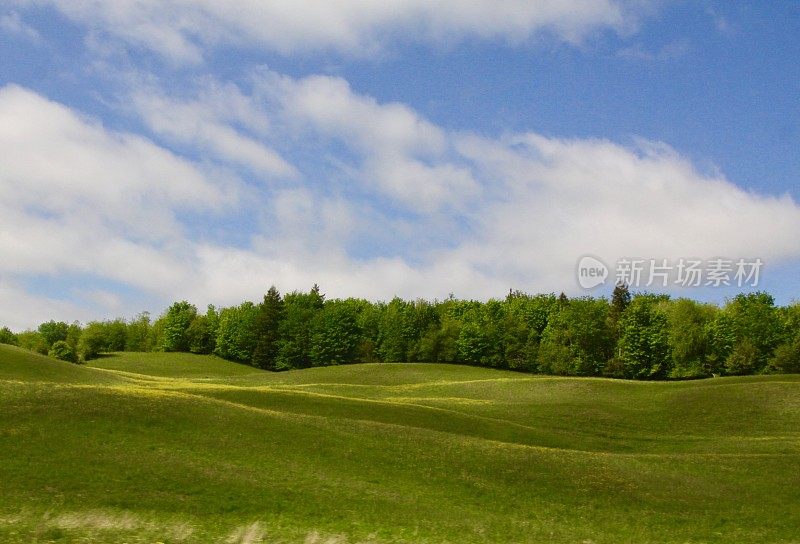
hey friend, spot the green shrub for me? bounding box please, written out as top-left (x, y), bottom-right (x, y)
top-left (49, 340), bottom-right (78, 364)
top-left (770, 339), bottom-right (800, 374)
top-left (725, 339), bottom-right (758, 376)
top-left (0, 326), bottom-right (17, 346)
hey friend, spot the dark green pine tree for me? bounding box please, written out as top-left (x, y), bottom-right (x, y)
top-left (608, 281), bottom-right (632, 355)
top-left (251, 286), bottom-right (285, 370)
top-left (609, 281), bottom-right (632, 324)
top-left (611, 281), bottom-right (631, 318)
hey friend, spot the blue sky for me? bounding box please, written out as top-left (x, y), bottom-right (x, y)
top-left (1, 1), bottom-right (799, 328)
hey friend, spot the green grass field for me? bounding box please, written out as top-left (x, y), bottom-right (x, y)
top-left (1, 345), bottom-right (799, 543)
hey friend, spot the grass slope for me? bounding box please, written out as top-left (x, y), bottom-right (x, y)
top-left (1, 346), bottom-right (799, 543)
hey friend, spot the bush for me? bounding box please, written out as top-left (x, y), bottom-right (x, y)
top-left (49, 340), bottom-right (78, 363)
top-left (0, 326), bottom-right (18, 346)
top-left (17, 331), bottom-right (49, 355)
top-left (770, 339), bottom-right (800, 374)
top-left (78, 323), bottom-right (106, 361)
top-left (725, 339), bottom-right (758, 376)
top-left (37, 320), bottom-right (69, 348)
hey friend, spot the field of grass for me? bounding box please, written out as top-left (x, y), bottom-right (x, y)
top-left (1, 345), bottom-right (799, 543)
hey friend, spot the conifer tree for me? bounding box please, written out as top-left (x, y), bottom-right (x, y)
top-left (251, 286), bottom-right (285, 370)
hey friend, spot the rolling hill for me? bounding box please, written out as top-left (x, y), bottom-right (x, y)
top-left (1, 345), bottom-right (799, 543)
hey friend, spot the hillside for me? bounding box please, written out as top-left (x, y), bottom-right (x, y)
top-left (1, 345), bottom-right (799, 543)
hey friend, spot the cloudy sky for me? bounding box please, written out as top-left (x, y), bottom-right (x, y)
top-left (1, 1), bottom-right (799, 328)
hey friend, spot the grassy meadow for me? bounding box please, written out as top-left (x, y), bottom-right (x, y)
top-left (1, 345), bottom-right (799, 543)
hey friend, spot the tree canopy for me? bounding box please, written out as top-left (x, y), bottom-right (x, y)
top-left (2, 287), bottom-right (797, 379)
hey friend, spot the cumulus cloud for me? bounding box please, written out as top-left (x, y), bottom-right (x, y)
top-left (2, 78), bottom-right (800, 329)
top-left (127, 78), bottom-right (297, 179)
top-left (259, 71), bottom-right (480, 211)
top-left (142, 73), bottom-right (800, 301)
top-left (453, 133), bottom-right (800, 289)
top-left (0, 85), bottom-right (230, 300)
top-left (12, 0), bottom-right (650, 62)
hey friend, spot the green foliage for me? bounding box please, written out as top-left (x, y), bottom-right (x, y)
top-left (148, 315), bottom-right (165, 353)
top-left (0, 326), bottom-right (18, 346)
top-left (452, 299), bottom-right (505, 367)
top-left (415, 315), bottom-right (460, 364)
top-left (310, 299), bottom-right (361, 366)
top-left (769, 337), bottom-right (800, 374)
top-left (618, 295), bottom-right (671, 380)
top-left (251, 287), bottom-right (285, 369)
top-left (103, 319), bottom-right (128, 352)
top-left (725, 338), bottom-right (759, 376)
top-left (158, 301), bottom-right (198, 352)
top-left (48, 340), bottom-right (78, 363)
top-left (204, 304), bottom-right (220, 344)
top-left (37, 320), bottom-right (70, 348)
top-left (664, 299), bottom-right (717, 378)
top-left (12, 285), bottom-right (798, 380)
top-left (78, 322), bottom-right (107, 361)
top-left (214, 302), bottom-right (259, 363)
top-left (503, 293), bottom-right (556, 371)
top-left (608, 281), bottom-right (631, 338)
top-left (65, 322), bottom-right (82, 353)
top-left (125, 312), bottom-right (152, 352)
top-left (377, 298), bottom-right (413, 362)
top-left (187, 307), bottom-right (218, 355)
top-left (720, 292), bottom-right (782, 373)
top-left (456, 319), bottom-right (494, 365)
top-left (537, 297), bottom-right (612, 376)
top-left (769, 302), bottom-right (800, 374)
top-left (17, 331), bottom-right (48, 355)
top-left (275, 287), bottom-right (325, 370)
top-left (355, 302), bottom-right (382, 362)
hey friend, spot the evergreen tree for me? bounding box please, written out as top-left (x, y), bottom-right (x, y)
top-left (609, 282), bottom-right (631, 326)
top-left (251, 286), bottom-right (285, 370)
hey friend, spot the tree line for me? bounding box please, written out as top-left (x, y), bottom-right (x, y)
top-left (2, 284), bottom-right (799, 379)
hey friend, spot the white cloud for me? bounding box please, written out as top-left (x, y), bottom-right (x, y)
top-left (454, 133), bottom-right (800, 288)
top-left (181, 72), bottom-right (800, 304)
top-left (82, 289), bottom-right (123, 312)
top-left (3, 78), bottom-right (800, 329)
top-left (262, 71), bottom-right (480, 211)
top-left (13, 0), bottom-right (651, 62)
top-left (127, 70), bottom-right (480, 212)
top-left (128, 79), bottom-right (298, 179)
top-left (0, 85), bottom-right (230, 298)
top-left (0, 279), bottom-right (84, 331)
